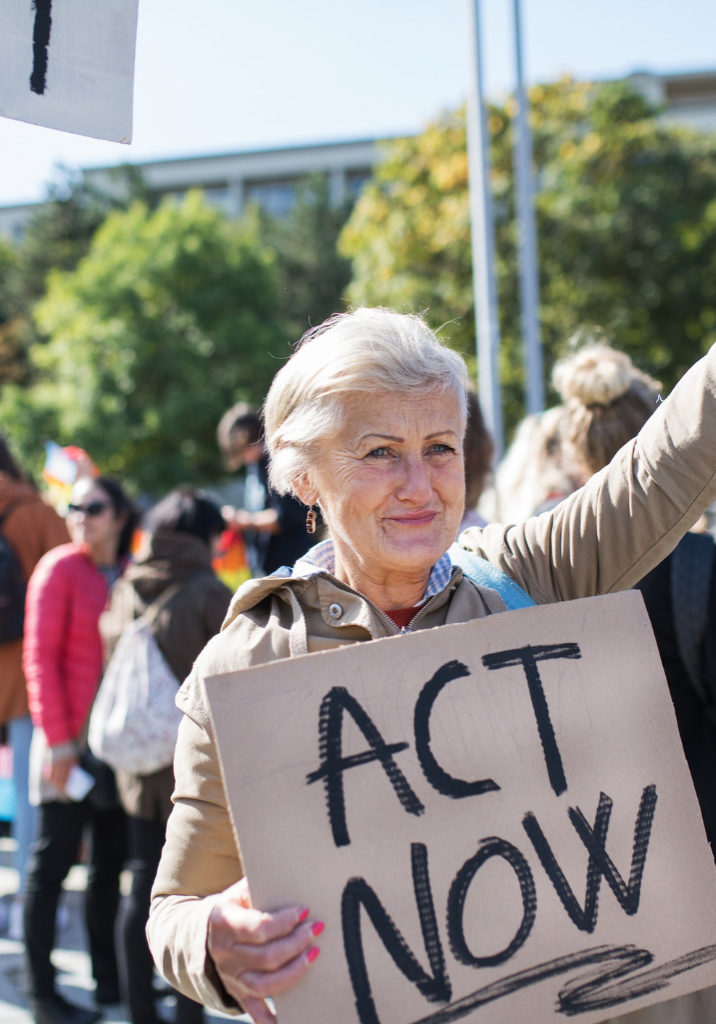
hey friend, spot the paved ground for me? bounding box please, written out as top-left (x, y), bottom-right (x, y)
top-left (0, 836), bottom-right (246, 1024)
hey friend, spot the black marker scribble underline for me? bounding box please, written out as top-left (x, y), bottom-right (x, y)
top-left (405, 943), bottom-right (716, 1024)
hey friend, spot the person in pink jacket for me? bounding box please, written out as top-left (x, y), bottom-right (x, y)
top-left (22, 475), bottom-right (138, 1024)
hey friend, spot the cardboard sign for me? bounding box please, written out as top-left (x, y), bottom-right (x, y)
top-left (0, 0), bottom-right (138, 142)
top-left (206, 592), bottom-right (716, 1024)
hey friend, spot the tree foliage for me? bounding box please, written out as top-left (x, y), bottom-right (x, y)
top-left (18, 165), bottom-right (148, 299)
top-left (9, 191), bottom-right (284, 494)
top-left (0, 238), bottom-right (24, 383)
top-left (341, 78), bottom-right (716, 431)
top-left (0, 165), bottom-right (148, 389)
top-left (250, 175), bottom-right (353, 343)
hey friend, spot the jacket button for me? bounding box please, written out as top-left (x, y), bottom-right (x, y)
top-left (327, 602), bottom-right (343, 620)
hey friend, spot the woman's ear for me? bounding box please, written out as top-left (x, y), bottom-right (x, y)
top-left (292, 473), bottom-right (317, 508)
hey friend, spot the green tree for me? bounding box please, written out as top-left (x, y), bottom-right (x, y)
top-left (340, 113), bottom-right (474, 342)
top-left (0, 164), bottom-right (148, 389)
top-left (250, 175), bottom-right (353, 343)
top-left (341, 78), bottom-right (716, 431)
top-left (16, 165), bottom-right (148, 302)
top-left (8, 191), bottom-right (284, 493)
top-left (0, 238), bottom-right (24, 383)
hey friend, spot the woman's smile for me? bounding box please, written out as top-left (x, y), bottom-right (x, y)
top-left (386, 510), bottom-right (438, 525)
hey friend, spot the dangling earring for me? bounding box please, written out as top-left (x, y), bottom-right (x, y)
top-left (306, 507), bottom-right (317, 535)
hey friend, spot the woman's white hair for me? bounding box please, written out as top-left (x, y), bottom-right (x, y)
top-left (264, 307), bottom-right (470, 496)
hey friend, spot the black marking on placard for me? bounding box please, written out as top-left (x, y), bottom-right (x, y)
top-left (30, 0), bottom-right (53, 96)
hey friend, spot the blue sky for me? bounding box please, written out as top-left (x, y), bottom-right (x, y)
top-left (0, 0), bottom-right (714, 206)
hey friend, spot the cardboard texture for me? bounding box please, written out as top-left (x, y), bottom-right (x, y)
top-left (0, 0), bottom-right (138, 142)
top-left (205, 592), bottom-right (716, 1024)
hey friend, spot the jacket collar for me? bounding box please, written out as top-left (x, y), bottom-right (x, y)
top-left (222, 541), bottom-right (460, 633)
top-left (290, 539), bottom-right (453, 602)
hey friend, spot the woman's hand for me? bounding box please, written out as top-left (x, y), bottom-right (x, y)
top-left (221, 505), bottom-right (279, 535)
top-left (45, 753), bottom-right (77, 793)
top-left (207, 876), bottom-right (323, 1024)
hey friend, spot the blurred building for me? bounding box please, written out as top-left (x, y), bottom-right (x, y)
top-left (628, 68), bottom-right (716, 133)
top-left (84, 137), bottom-right (380, 220)
top-left (1, 68), bottom-right (715, 244)
top-left (0, 136), bottom-right (382, 244)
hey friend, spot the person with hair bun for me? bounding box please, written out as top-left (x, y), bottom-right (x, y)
top-left (147, 308), bottom-right (716, 1024)
top-left (551, 340), bottom-right (716, 1024)
top-left (554, 341), bottom-right (716, 840)
top-left (553, 342), bottom-right (662, 485)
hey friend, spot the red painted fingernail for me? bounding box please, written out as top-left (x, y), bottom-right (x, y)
top-left (298, 907), bottom-right (310, 922)
top-left (306, 946), bottom-right (321, 964)
top-left (311, 921), bottom-right (325, 937)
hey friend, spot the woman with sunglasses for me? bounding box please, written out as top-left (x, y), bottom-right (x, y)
top-left (22, 474), bottom-right (139, 1024)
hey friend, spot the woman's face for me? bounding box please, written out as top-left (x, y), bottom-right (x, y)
top-left (300, 389), bottom-right (465, 605)
top-left (67, 478), bottom-right (125, 563)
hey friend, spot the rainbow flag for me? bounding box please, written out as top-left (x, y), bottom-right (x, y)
top-left (212, 526), bottom-right (251, 591)
top-left (43, 441), bottom-right (98, 508)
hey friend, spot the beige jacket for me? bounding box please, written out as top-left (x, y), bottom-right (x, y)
top-left (148, 344), bottom-right (716, 1015)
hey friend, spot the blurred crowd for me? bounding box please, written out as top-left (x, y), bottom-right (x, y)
top-left (1, 339), bottom-right (715, 1024)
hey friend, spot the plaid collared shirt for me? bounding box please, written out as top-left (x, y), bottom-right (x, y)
top-left (289, 539), bottom-right (453, 604)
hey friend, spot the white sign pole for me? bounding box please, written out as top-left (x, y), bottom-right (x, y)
top-left (465, 0), bottom-right (504, 458)
top-left (511, 0), bottom-right (545, 415)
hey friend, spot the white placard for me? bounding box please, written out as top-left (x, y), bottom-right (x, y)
top-left (0, 0), bottom-right (139, 143)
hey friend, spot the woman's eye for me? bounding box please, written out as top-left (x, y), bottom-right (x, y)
top-left (366, 446), bottom-right (391, 459)
top-left (429, 443), bottom-right (457, 456)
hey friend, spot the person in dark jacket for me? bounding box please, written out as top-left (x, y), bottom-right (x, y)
top-left (633, 532), bottom-right (716, 853)
top-left (216, 403), bottom-right (315, 575)
top-left (100, 487), bottom-right (232, 1024)
top-left (554, 341), bottom-right (716, 860)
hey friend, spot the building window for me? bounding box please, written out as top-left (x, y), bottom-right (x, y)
top-left (244, 179), bottom-right (297, 218)
top-left (200, 185), bottom-right (232, 212)
top-left (345, 168), bottom-right (371, 200)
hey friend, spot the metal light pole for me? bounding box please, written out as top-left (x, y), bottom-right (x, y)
top-left (465, 0), bottom-right (504, 457)
top-left (511, 0), bottom-right (544, 414)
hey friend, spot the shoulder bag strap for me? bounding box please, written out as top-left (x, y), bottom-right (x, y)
top-left (449, 543), bottom-right (536, 611)
top-left (132, 582), bottom-right (183, 629)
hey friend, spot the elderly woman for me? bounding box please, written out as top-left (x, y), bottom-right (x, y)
top-left (147, 308), bottom-right (716, 1024)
